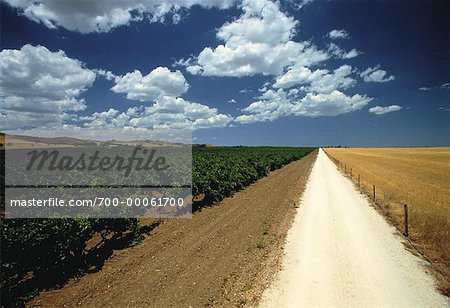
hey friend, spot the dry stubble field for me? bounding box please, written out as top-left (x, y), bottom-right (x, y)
top-left (324, 147), bottom-right (450, 294)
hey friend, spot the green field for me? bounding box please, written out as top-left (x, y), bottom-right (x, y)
top-left (1, 146), bottom-right (315, 305)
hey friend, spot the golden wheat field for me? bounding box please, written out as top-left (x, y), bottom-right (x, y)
top-left (324, 147), bottom-right (449, 286)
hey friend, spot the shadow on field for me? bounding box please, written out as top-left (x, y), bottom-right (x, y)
top-left (1, 221), bottom-right (160, 307)
top-left (2, 200), bottom-right (213, 307)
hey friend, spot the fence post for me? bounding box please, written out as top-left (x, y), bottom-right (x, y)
top-left (358, 174), bottom-right (360, 188)
top-left (372, 185), bottom-right (376, 201)
top-left (404, 204), bottom-right (409, 237)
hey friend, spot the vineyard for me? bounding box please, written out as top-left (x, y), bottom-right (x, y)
top-left (0, 146), bottom-right (314, 305)
top-left (193, 147), bottom-right (314, 203)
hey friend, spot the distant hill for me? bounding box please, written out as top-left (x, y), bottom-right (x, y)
top-left (0, 133), bottom-right (198, 149)
top-left (10, 135), bottom-right (98, 146)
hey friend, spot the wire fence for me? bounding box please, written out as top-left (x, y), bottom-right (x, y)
top-left (325, 152), bottom-right (409, 237)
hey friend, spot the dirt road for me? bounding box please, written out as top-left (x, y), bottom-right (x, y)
top-left (260, 149), bottom-right (448, 308)
top-left (28, 151), bottom-right (317, 307)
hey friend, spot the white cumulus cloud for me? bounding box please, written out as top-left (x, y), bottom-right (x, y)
top-left (95, 69), bottom-right (117, 81)
top-left (3, 0), bottom-right (237, 33)
top-left (184, 0), bottom-right (328, 77)
top-left (74, 95), bottom-right (233, 132)
top-left (360, 66), bottom-right (395, 83)
top-left (111, 67), bottom-right (189, 102)
top-left (295, 91), bottom-right (370, 117)
top-left (0, 45), bottom-right (232, 134)
top-left (235, 88), bottom-right (372, 123)
top-left (274, 64), bottom-right (355, 93)
top-left (369, 105), bottom-right (402, 115)
top-left (0, 44), bottom-right (95, 99)
top-left (305, 65), bottom-right (355, 93)
top-left (273, 66), bottom-right (326, 89)
top-left (0, 44), bottom-right (95, 130)
top-left (327, 29), bottom-right (350, 39)
top-left (328, 42), bottom-right (361, 59)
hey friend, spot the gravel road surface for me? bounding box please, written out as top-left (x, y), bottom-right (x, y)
top-left (259, 149), bottom-right (448, 308)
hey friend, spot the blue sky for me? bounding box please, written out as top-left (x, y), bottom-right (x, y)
top-left (1, 0), bottom-right (449, 146)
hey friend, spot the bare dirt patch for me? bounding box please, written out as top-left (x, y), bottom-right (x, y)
top-left (27, 150), bottom-right (317, 308)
